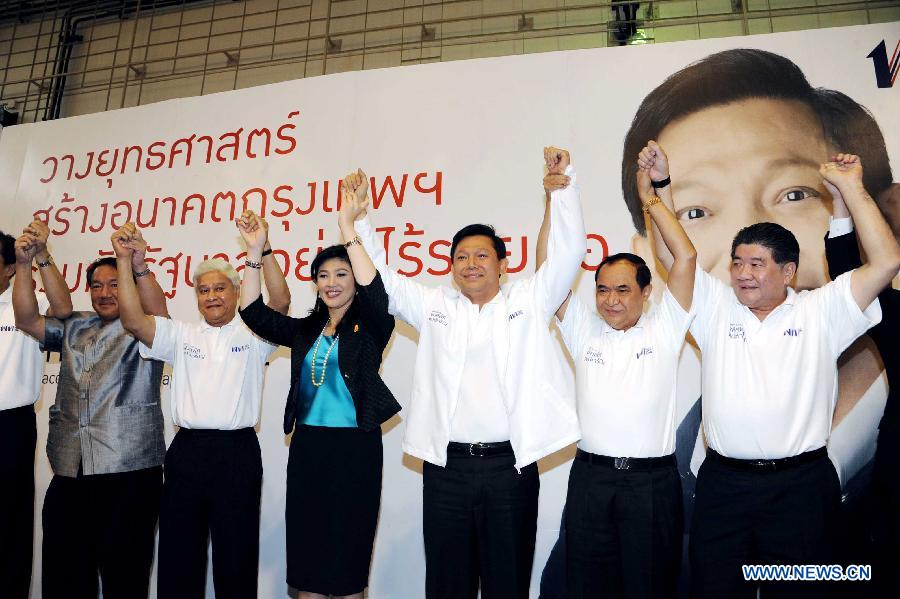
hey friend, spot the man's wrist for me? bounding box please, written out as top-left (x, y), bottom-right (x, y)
top-left (834, 182), bottom-right (867, 200)
top-left (651, 175), bottom-right (671, 189)
top-left (246, 249), bottom-right (264, 261)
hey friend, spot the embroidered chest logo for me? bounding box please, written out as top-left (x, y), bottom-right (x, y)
top-left (584, 347), bottom-right (605, 365)
top-left (635, 346), bottom-right (654, 359)
top-left (782, 328), bottom-right (802, 337)
top-left (183, 343), bottom-right (206, 359)
top-left (0, 324), bottom-right (17, 332)
top-left (508, 310), bottom-right (524, 321)
top-left (728, 323), bottom-right (746, 341)
top-left (428, 310), bottom-right (449, 326)
top-left (231, 343), bottom-right (250, 353)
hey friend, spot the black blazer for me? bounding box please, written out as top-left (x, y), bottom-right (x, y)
top-left (825, 230), bottom-right (898, 432)
top-left (239, 272), bottom-right (401, 433)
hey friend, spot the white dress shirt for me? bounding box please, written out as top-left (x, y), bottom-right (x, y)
top-left (559, 289), bottom-right (693, 458)
top-left (450, 291), bottom-right (511, 443)
top-left (140, 315), bottom-right (276, 429)
top-left (690, 266), bottom-right (881, 459)
top-left (0, 287), bottom-right (49, 410)
top-left (355, 165), bottom-right (586, 469)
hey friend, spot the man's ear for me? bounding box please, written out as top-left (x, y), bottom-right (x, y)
top-left (782, 261), bottom-right (798, 285)
top-left (498, 257), bottom-right (508, 276)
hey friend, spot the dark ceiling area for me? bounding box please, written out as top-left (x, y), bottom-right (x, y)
top-left (0, 1), bottom-right (222, 27)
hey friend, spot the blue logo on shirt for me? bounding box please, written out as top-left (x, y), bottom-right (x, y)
top-left (508, 310), bottom-right (524, 321)
top-left (0, 324), bottom-right (17, 332)
top-left (231, 344), bottom-right (250, 353)
top-left (783, 328), bottom-right (802, 337)
top-left (635, 347), bottom-right (654, 359)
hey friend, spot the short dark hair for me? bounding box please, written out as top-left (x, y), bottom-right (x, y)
top-left (86, 256), bottom-right (117, 286)
top-left (594, 252), bottom-right (652, 289)
top-left (450, 224), bottom-right (507, 261)
top-left (622, 48), bottom-right (894, 234)
top-left (730, 222), bottom-right (800, 267)
top-left (0, 230), bottom-right (16, 273)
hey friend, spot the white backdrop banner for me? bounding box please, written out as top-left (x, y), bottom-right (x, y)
top-left (1, 22), bottom-right (897, 598)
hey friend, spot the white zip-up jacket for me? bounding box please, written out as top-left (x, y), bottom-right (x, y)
top-left (356, 166), bottom-right (586, 469)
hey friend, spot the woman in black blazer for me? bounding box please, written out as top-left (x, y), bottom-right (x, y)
top-left (236, 170), bottom-right (400, 599)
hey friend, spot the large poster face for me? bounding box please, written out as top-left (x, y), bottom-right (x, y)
top-left (1, 22), bottom-right (896, 598)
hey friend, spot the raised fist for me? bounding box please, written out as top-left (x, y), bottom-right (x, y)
top-left (340, 168), bottom-right (370, 228)
top-left (544, 147), bottom-right (571, 176)
top-left (14, 234), bottom-right (39, 264)
top-left (22, 220), bottom-right (50, 257)
top-left (110, 224), bottom-right (137, 259)
top-left (236, 210), bottom-right (267, 252)
top-left (820, 153), bottom-right (864, 200)
top-left (637, 140), bottom-right (669, 184)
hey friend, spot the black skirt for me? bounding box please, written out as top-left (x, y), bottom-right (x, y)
top-left (286, 424), bottom-right (383, 595)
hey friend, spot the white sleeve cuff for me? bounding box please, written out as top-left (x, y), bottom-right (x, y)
top-left (828, 217), bottom-right (854, 238)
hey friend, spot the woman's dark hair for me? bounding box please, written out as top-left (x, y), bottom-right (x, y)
top-left (622, 48), bottom-right (893, 234)
top-left (309, 245), bottom-right (354, 320)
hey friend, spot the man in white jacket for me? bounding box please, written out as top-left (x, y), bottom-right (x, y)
top-left (346, 147), bottom-right (585, 599)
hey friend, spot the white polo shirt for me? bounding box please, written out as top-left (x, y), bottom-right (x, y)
top-left (139, 315), bottom-right (276, 430)
top-left (558, 289), bottom-right (693, 458)
top-left (691, 267), bottom-right (881, 460)
top-left (0, 287), bottom-right (49, 410)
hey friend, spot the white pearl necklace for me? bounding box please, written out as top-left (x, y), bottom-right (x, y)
top-left (310, 319), bottom-right (339, 387)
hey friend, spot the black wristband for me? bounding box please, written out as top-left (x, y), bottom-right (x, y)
top-left (261, 248), bottom-right (273, 257)
top-left (650, 176), bottom-right (671, 189)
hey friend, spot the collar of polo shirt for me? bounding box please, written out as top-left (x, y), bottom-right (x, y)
top-left (199, 317), bottom-right (238, 330)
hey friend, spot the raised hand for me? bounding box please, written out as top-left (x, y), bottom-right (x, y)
top-left (340, 168), bottom-right (370, 229)
top-left (236, 210), bottom-right (267, 253)
top-left (22, 220), bottom-right (50, 257)
top-left (544, 146), bottom-right (571, 176)
top-left (110, 224), bottom-right (137, 258)
top-left (14, 234), bottom-right (39, 264)
top-left (820, 153), bottom-right (864, 201)
top-left (637, 140), bottom-right (669, 184)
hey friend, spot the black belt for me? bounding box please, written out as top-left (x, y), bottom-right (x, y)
top-left (177, 427), bottom-right (256, 438)
top-left (706, 446), bottom-right (827, 472)
top-left (447, 441), bottom-right (512, 457)
top-left (575, 449), bottom-right (676, 470)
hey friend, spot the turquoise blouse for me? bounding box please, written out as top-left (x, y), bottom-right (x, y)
top-left (297, 335), bottom-right (358, 428)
